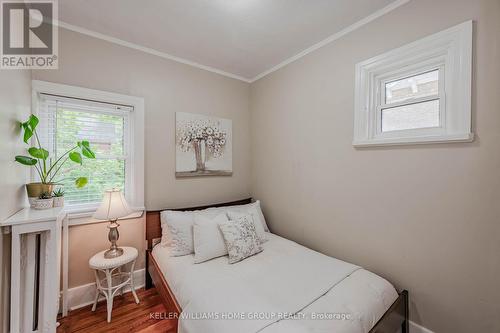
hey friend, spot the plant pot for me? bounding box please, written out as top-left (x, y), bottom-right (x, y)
top-left (33, 198), bottom-right (53, 210)
top-left (53, 196), bottom-right (64, 207)
top-left (26, 183), bottom-right (54, 208)
top-left (26, 182), bottom-right (55, 198)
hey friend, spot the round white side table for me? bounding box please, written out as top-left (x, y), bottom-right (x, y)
top-left (89, 246), bottom-right (140, 322)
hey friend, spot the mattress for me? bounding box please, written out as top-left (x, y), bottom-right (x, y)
top-left (152, 233), bottom-right (398, 333)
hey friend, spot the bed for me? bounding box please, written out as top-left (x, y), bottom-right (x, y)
top-left (145, 198), bottom-right (409, 333)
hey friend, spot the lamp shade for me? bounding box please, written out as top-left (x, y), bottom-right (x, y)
top-left (93, 189), bottom-right (132, 220)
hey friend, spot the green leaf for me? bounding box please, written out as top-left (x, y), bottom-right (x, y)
top-left (78, 140), bottom-right (95, 159)
top-left (28, 114), bottom-right (39, 131)
top-left (69, 152), bottom-right (82, 165)
top-left (22, 123), bottom-right (33, 143)
top-left (75, 177), bottom-right (88, 188)
top-left (15, 155), bottom-right (37, 166)
top-left (28, 147), bottom-right (49, 160)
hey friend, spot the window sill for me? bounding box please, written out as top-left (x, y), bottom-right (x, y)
top-left (352, 132), bottom-right (474, 148)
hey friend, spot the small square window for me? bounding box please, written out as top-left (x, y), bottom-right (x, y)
top-left (380, 69), bottom-right (442, 133)
top-left (353, 21), bottom-right (473, 147)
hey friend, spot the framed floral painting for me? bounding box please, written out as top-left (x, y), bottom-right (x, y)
top-left (175, 112), bottom-right (232, 177)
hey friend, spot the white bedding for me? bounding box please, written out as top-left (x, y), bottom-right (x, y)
top-left (152, 233), bottom-right (398, 333)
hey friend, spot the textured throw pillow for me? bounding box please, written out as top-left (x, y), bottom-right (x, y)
top-left (219, 217), bottom-right (263, 264)
top-left (226, 211), bottom-right (267, 243)
top-left (193, 213), bottom-right (229, 263)
top-left (160, 210), bottom-right (195, 256)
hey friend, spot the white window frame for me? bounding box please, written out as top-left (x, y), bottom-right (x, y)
top-left (377, 64), bottom-right (445, 137)
top-left (353, 20), bottom-right (473, 147)
top-left (31, 80), bottom-right (145, 214)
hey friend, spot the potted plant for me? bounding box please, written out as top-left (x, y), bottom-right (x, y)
top-left (52, 188), bottom-right (65, 207)
top-left (34, 191), bottom-right (53, 210)
top-left (15, 114), bottom-right (95, 206)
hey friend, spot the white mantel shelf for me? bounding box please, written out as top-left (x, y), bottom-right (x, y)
top-left (2, 206), bottom-right (65, 227)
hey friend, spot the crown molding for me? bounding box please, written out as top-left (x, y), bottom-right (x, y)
top-left (55, 21), bottom-right (252, 83)
top-left (249, 0), bottom-right (411, 82)
top-left (54, 0), bottom-right (410, 84)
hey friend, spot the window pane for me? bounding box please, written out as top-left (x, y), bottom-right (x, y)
top-left (56, 109), bottom-right (124, 157)
top-left (385, 70), bottom-right (439, 104)
top-left (57, 159), bottom-right (125, 205)
top-left (52, 104), bottom-right (126, 205)
top-left (382, 99), bottom-right (440, 132)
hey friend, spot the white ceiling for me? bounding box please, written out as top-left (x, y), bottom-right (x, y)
top-left (59, 0), bottom-right (401, 81)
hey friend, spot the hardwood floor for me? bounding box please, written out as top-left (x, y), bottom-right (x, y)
top-left (57, 288), bottom-right (176, 333)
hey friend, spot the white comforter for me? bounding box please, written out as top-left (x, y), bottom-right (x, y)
top-left (152, 233), bottom-right (398, 333)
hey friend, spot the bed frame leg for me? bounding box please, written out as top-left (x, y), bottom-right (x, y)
top-left (401, 290), bottom-right (409, 333)
top-left (145, 250), bottom-right (153, 289)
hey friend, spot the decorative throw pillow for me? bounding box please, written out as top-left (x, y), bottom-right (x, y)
top-left (218, 217), bottom-right (263, 264)
top-left (160, 210), bottom-right (195, 256)
top-left (226, 211), bottom-right (267, 243)
top-left (193, 213), bottom-right (229, 263)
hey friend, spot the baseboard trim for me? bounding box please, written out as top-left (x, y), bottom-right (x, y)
top-left (62, 269), bottom-right (145, 312)
top-left (410, 320), bottom-right (435, 333)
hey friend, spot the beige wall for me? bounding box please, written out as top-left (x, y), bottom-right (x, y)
top-left (66, 216), bottom-right (145, 288)
top-left (33, 29), bottom-right (252, 210)
top-left (32, 28), bottom-right (251, 287)
top-left (250, 0), bottom-right (500, 332)
top-left (0, 70), bottom-right (32, 332)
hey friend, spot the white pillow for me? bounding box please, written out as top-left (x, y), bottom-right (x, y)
top-left (159, 201), bottom-right (269, 256)
top-left (227, 211), bottom-right (267, 243)
top-left (193, 213), bottom-right (229, 263)
top-left (220, 200), bottom-right (269, 232)
top-left (160, 210), bottom-right (195, 256)
top-left (219, 217), bottom-right (263, 264)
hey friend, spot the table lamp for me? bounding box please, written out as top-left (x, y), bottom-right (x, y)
top-left (93, 189), bottom-right (132, 258)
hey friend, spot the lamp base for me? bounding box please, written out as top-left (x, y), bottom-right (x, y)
top-left (104, 247), bottom-right (124, 259)
top-left (105, 220), bottom-right (123, 258)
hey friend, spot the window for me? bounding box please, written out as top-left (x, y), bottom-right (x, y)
top-left (38, 95), bottom-right (130, 207)
top-left (353, 21), bottom-right (473, 147)
top-left (381, 69), bottom-right (441, 132)
top-left (33, 81), bottom-right (144, 213)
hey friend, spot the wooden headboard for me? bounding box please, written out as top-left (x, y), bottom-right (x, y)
top-left (145, 198), bottom-right (252, 249)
